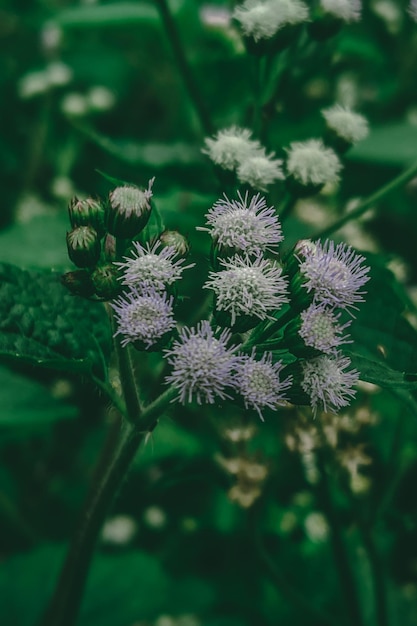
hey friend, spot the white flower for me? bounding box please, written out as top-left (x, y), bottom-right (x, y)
top-left (409, 1), bottom-right (417, 21)
top-left (237, 149), bottom-right (284, 191)
top-left (233, 350), bottom-right (292, 419)
top-left (198, 191), bottom-right (283, 256)
top-left (320, 0), bottom-right (362, 22)
top-left (204, 256), bottom-right (289, 325)
top-left (115, 241), bottom-right (194, 291)
top-left (322, 104), bottom-right (369, 144)
top-left (202, 126), bottom-right (261, 171)
top-left (233, 0), bottom-right (309, 42)
top-left (298, 239), bottom-right (370, 312)
top-left (301, 352), bottom-right (359, 413)
top-left (299, 303), bottom-right (352, 353)
top-left (110, 287), bottom-right (176, 349)
top-left (164, 321), bottom-right (240, 404)
top-left (285, 139), bottom-right (342, 186)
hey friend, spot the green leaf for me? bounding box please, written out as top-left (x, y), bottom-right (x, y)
top-left (349, 123), bottom-right (417, 167)
top-left (0, 263), bottom-right (111, 379)
top-left (0, 213), bottom-right (71, 269)
top-left (0, 365), bottom-right (77, 426)
top-left (53, 2), bottom-right (160, 28)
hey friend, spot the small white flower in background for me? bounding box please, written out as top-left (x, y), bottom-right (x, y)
top-left (110, 287), bottom-right (176, 348)
top-left (202, 126), bottom-right (261, 170)
top-left (322, 104), bottom-right (369, 144)
top-left (298, 239), bottom-right (371, 312)
top-left (164, 321), bottom-right (240, 405)
top-left (233, 0), bottom-right (309, 42)
top-left (233, 350), bottom-right (292, 419)
top-left (60, 92), bottom-right (89, 117)
top-left (199, 191), bottom-right (283, 256)
top-left (142, 505), bottom-right (167, 529)
top-left (115, 241), bottom-right (194, 292)
top-left (204, 256), bottom-right (289, 325)
top-left (200, 5), bottom-right (232, 28)
top-left (46, 61), bottom-right (73, 87)
top-left (101, 515), bottom-right (138, 545)
top-left (41, 22), bottom-right (63, 53)
top-left (87, 86), bottom-right (116, 112)
top-left (285, 139), bottom-right (342, 186)
top-left (299, 303), bottom-right (352, 353)
top-left (18, 70), bottom-right (50, 99)
top-left (301, 352), bottom-right (359, 414)
top-left (304, 511), bottom-right (329, 543)
top-left (409, 0), bottom-right (417, 21)
top-left (236, 149), bottom-right (284, 191)
top-left (320, 0), bottom-right (362, 22)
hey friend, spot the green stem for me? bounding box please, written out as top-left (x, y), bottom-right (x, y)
top-left (39, 386), bottom-right (176, 626)
top-left (313, 159), bottom-right (417, 240)
top-left (278, 191), bottom-right (297, 222)
top-left (358, 523), bottom-right (389, 626)
top-left (317, 452), bottom-right (365, 626)
top-left (156, 0), bottom-right (213, 136)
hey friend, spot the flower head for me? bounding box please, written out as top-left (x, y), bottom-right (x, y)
top-left (237, 149), bottom-right (284, 191)
top-left (202, 126), bottom-right (260, 171)
top-left (233, 0), bottom-right (309, 42)
top-left (234, 350), bottom-right (292, 419)
top-left (164, 321), bottom-right (239, 404)
top-left (115, 241), bottom-right (194, 291)
top-left (285, 139), bottom-right (342, 186)
top-left (319, 0), bottom-right (361, 22)
top-left (107, 179), bottom-right (154, 238)
top-left (110, 288), bottom-right (176, 349)
top-left (199, 191), bottom-right (283, 256)
top-left (322, 104), bottom-right (369, 144)
top-left (204, 256), bottom-right (289, 325)
top-left (298, 239), bottom-right (370, 311)
top-left (301, 352), bottom-right (359, 413)
top-left (299, 303), bottom-right (352, 353)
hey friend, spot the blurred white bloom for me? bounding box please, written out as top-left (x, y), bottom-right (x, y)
top-left (87, 86), bottom-right (116, 112)
top-left (200, 4), bottom-right (232, 27)
top-left (61, 92), bottom-right (89, 117)
top-left (50, 176), bottom-right (75, 200)
top-left (143, 505), bottom-right (167, 529)
top-left (236, 149), bottom-right (284, 191)
top-left (18, 70), bottom-right (50, 99)
top-left (286, 139), bottom-right (342, 186)
top-left (46, 61), bottom-right (73, 87)
top-left (373, 1), bottom-right (403, 33)
top-left (233, 0), bottom-right (309, 42)
top-left (320, 0), bottom-right (362, 22)
top-left (202, 126), bottom-right (260, 170)
top-left (322, 104), bottom-right (369, 144)
top-left (409, 0), bottom-right (417, 21)
top-left (101, 515), bottom-right (138, 545)
top-left (41, 22), bottom-right (63, 52)
top-left (304, 512), bottom-right (329, 542)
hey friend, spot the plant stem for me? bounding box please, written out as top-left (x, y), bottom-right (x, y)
top-left (156, 0), bottom-right (213, 136)
top-left (317, 452), bottom-right (365, 626)
top-left (313, 158), bottom-right (417, 240)
top-left (278, 190), bottom-right (297, 222)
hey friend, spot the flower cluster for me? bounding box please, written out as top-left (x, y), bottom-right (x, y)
top-left (202, 126), bottom-right (284, 191)
top-left (233, 0), bottom-right (310, 43)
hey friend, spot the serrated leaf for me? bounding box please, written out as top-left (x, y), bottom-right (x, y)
top-left (0, 263), bottom-right (111, 379)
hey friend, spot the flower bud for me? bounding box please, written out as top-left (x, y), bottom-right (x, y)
top-left (106, 178), bottom-right (154, 239)
top-left (91, 263), bottom-right (122, 300)
top-left (68, 196), bottom-right (106, 236)
top-left (103, 233), bottom-right (117, 261)
top-left (158, 230), bottom-right (190, 258)
top-left (66, 226), bottom-right (101, 268)
top-left (61, 270), bottom-right (95, 297)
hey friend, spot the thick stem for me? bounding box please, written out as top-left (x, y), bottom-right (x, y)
top-left (312, 159), bottom-right (417, 240)
top-left (156, 0), bottom-right (213, 136)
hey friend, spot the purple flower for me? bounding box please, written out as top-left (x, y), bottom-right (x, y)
top-left (204, 256), bottom-right (289, 325)
top-left (298, 239), bottom-right (370, 312)
top-left (233, 350), bottom-right (292, 419)
top-left (164, 320), bottom-right (240, 405)
top-left (299, 303), bottom-right (351, 353)
top-left (198, 191), bottom-right (283, 257)
top-left (110, 287), bottom-right (176, 349)
top-left (301, 352), bottom-right (359, 414)
top-left (115, 241), bottom-right (194, 292)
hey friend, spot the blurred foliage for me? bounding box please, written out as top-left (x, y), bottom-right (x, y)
top-left (1, 1), bottom-right (417, 626)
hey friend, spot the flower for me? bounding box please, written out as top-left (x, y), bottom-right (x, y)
top-left (409, 1), bottom-right (417, 21)
top-left (164, 321), bottom-right (239, 404)
top-left (319, 0), bottom-right (361, 22)
top-left (233, 0), bottom-right (309, 42)
top-left (233, 350), bottom-right (292, 418)
top-left (107, 179), bottom-right (154, 238)
top-left (285, 139), bottom-right (342, 186)
top-left (298, 239), bottom-right (370, 312)
top-left (110, 288), bottom-right (176, 349)
top-left (299, 303), bottom-right (351, 353)
top-left (198, 191), bottom-right (283, 256)
top-left (115, 241), bottom-right (194, 291)
top-left (301, 352), bottom-right (359, 413)
top-left (202, 126), bottom-right (260, 171)
top-left (322, 104), bottom-right (369, 144)
top-left (236, 149), bottom-right (284, 191)
top-left (204, 256), bottom-right (289, 325)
